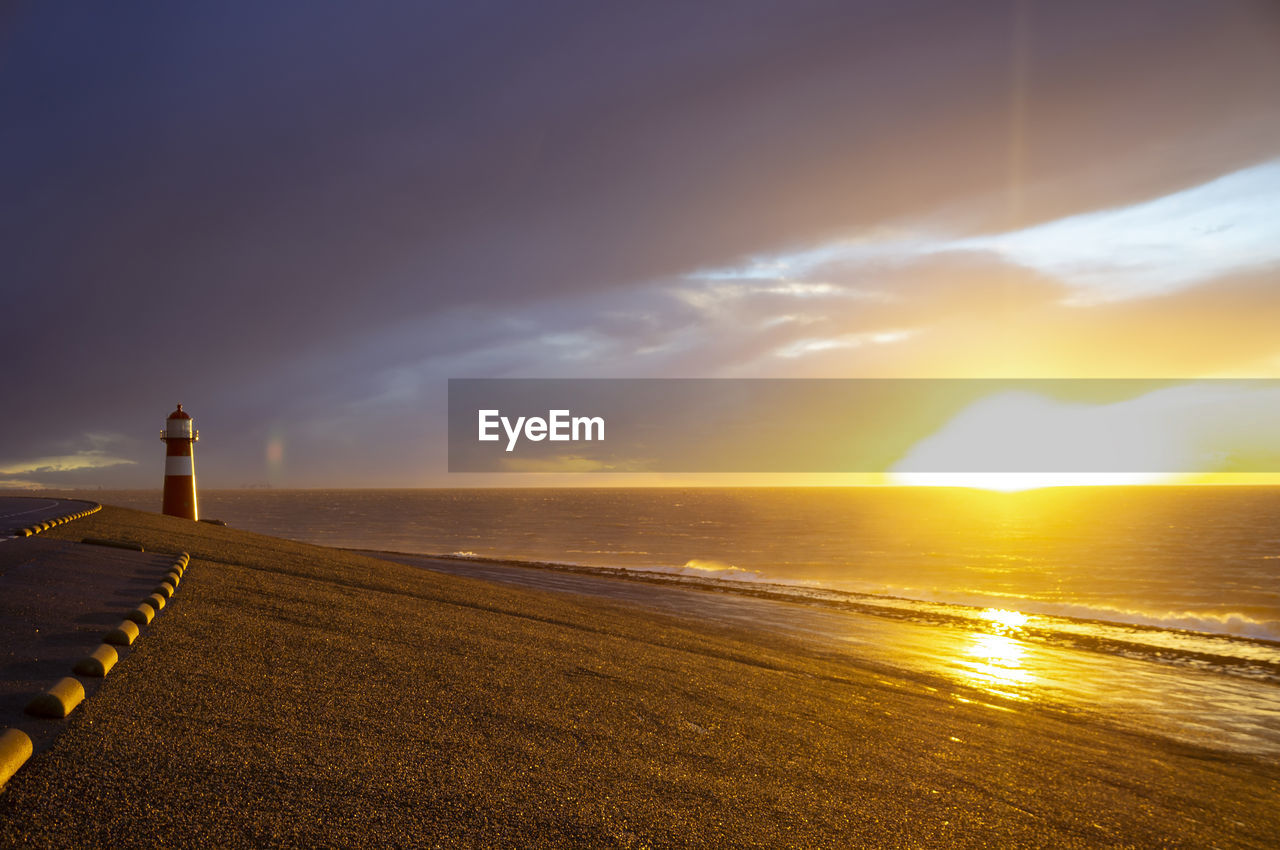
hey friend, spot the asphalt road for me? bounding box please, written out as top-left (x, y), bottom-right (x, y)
top-left (0, 498), bottom-right (98, 537)
top-left (0, 519), bottom-right (179, 754)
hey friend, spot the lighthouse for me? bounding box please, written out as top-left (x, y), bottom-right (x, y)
top-left (161, 404), bottom-right (199, 520)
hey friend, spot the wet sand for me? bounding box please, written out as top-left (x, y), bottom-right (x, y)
top-left (1, 506), bottom-right (1276, 848)
top-left (365, 551), bottom-right (1280, 760)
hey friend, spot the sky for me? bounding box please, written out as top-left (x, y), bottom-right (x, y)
top-left (2, 0), bottom-right (1279, 489)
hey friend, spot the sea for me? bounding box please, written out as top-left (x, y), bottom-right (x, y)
top-left (73, 486), bottom-right (1280, 757)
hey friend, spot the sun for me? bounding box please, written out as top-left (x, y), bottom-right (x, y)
top-left (889, 471), bottom-right (1180, 492)
top-left (885, 388), bottom-right (1238, 491)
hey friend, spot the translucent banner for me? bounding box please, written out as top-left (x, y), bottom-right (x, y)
top-left (447, 379), bottom-right (1280, 473)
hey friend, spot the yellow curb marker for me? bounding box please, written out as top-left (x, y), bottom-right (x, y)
top-left (73, 644), bottom-right (119, 678)
top-left (126, 603), bottom-right (156, 626)
top-left (146, 592), bottom-right (166, 611)
top-left (104, 620), bottom-right (141, 646)
top-left (25, 677), bottom-right (86, 719)
top-left (0, 729), bottom-right (33, 788)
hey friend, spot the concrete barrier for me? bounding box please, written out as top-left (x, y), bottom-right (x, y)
top-left (154, 581), bottom-right (175, 600)
top-left (104, 620), bottom-right (141, 646)
top-left (25, 677), bottom-right (86, 719)
top-left (126, 603), bottom-right (156, 626)
top-left (73, 644), bottom-right (119, 677)
top-left (146, 592), bottom-right (166, 612)
top-left (0, 728), bottom-right (33, 788)
top-left (166, 571), bottom-right (181, 587)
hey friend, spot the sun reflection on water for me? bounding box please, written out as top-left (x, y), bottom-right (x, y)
top-left (955, 609), bottom-right (1036, 698)
top-left (979, 607), bottom-right (1030, 630)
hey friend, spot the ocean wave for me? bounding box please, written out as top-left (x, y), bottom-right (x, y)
top-left (589, 568), bottom-right (1280, 675)
top-left (651, 567), bottom-right (1280, 642)
top-left (641, 559), bottom-right (768, 582)
top-left (1002, 602), bottom-right (1280, 642)
top-left (847, 587), bottom-right (1280, 642)
top-left (436, 550), bottom-right (1280, 644)
top-left (655, 570), bottom-right (1278, 642)
top-left (388, 548), bottom-right (1280, 681)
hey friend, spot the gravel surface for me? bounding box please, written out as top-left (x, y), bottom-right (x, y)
top-left (0, 506), bottom-right (1276, 848)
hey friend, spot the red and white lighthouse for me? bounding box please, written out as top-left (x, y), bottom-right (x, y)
top-left (161, 404), bottom-right (199, 520)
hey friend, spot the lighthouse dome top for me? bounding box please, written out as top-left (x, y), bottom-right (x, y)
top-left (167, 404), bottom-right (192, 421)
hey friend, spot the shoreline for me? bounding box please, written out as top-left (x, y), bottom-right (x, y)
top-left (360, 544), bottom-right (1280, 640)
top-left (2, 504), bottom-right (1277, 846)
top-left (352, 548), bottom-right (1280, 677)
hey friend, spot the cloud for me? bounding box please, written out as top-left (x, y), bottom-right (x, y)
top-left (0, 478), bottom-right (45, 491)
top-left (0, 428), bottom-right (139, 482)
top-left (690, 158), bottom-right (1280, 307)
top-left (953, 160), bottom-right (1280, 303)
top-left (3, 1), bottom-right (1279, 485)
top-left (0, 451), bottom-right (136, 476)
top-left (773, 329), bottom-right (916, 360)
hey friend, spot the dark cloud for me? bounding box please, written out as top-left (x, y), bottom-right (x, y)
top-left (2, 1), bottom-right (1278, 485)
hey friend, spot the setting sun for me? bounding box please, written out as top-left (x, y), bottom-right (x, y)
top-left (888, 385), bottom-right (1280, 490)
top-left (889, 471), bottom-right (1181, 492)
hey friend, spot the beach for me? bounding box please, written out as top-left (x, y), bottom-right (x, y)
top-left (1, 506), bottom-right (1276, 847)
